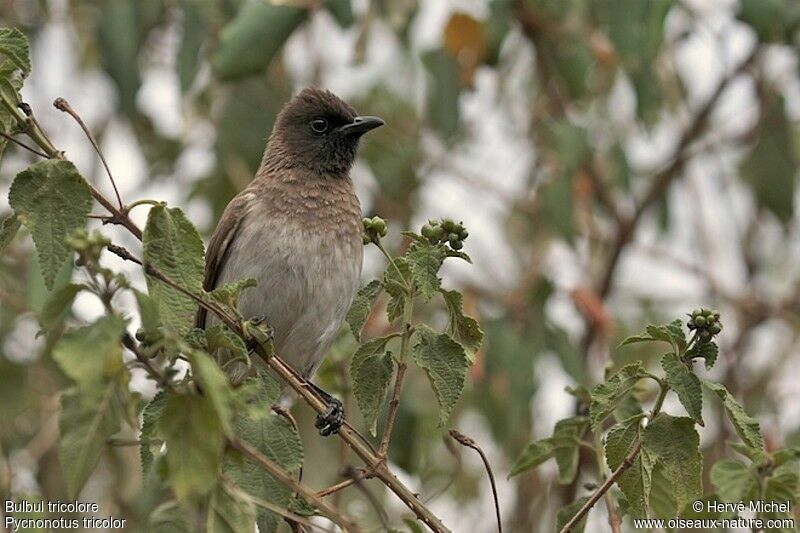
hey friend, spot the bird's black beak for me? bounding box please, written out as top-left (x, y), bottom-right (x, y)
top-left (338, 116), bottom-right (385, 136)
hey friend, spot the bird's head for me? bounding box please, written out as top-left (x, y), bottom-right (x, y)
top-left (265, 87), bottom-right (384, 176)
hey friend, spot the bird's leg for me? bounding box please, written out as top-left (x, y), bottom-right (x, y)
top-left (243, 315), bottom-right (274, 352)
top-left (310, 382), bottom-right (344, 437)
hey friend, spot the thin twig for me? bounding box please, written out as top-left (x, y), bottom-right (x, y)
top-left (316, 478), bottom-right (357, 498)
top-left (559, 441), bottom-right (642, 533)
top-left (343, 465), bottom-right (390, 529)
top-left (229, 437), bottom-right (360, 532)
top-left (378, 360), bottom-right (407, 458)
top-left (0, 131), bottom-right (49, 158)
top-left (53, 98), bottom-right (124, 210)
top-left (449, 430), bottom-right (503, 533)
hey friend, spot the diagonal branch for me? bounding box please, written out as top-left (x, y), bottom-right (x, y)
top-left (449, 430), bottom-right (503, 533)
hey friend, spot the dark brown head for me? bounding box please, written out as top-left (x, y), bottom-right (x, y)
top-left (262, 88), bottom-right (384, 175)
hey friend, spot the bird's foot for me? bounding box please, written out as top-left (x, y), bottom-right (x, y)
top-left (244, 316), bottom-right (274, 351)
top-left (310, 383), bottom-right (344, 436)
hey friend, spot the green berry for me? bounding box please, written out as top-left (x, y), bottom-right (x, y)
top-left (692, 308), bottom-right (702, 318)
top-left (371, 217), bottom-right (387, 235)
top-left (421, 224), bottom-right (436, 239)
top-left (459, 229), bottom-right (469, 240)
top-left (450, 239), bottom-right (463, 250)
top-left (363, 217), bottom-right (373, 230)
top-left (706, 315), bottom-right (716, 325)
top-left (442, 218), bottom-right (456, 232)
top-left (709, 324), bottom-right (721, 335)
top-left (694, 315), bottom-right (706, 327)
top-left (448, 232), bottom-right (460, 242)
top-left (433, 226), bottom-right (446, 240)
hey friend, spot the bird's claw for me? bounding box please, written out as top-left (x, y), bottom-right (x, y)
top-left (314, 397), bottom-right (344, 436)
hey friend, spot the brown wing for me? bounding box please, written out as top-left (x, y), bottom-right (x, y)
top-left (195, 191), bottom-right (252, 328)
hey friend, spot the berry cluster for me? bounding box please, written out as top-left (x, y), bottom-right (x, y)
top-left (67, 228), bottom-right (110, 267)
top-left (688, 308), bottom-right (722, 341)
top-left (363, 216), bottom-right (388, 244)
top-left (420, 218), bottom-right (468, 250)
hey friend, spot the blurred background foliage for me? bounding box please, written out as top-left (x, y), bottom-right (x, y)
top-left (1, 0), bottom-right (800, 531)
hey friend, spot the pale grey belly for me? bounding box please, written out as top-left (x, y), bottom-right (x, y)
top-left (215, 221), bottom-right (362, 377)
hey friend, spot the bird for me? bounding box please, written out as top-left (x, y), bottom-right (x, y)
top-left (196, 87), bottom-right (384, 436)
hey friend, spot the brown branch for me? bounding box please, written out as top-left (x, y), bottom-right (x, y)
top-left (0, 131), bottom-right (49, 158)
top-left (316, 477), bottom-right (357, 498)
top-left (449, 430), bottom-right (503, 533)
top-left (229, 437), bottom-right (361, 532)
top-left (53, 98), bottom-right (124, 210)
top-left (378, 360), bottom-right (407, 458)
top-left (559, 440), bottom-right (642, 533)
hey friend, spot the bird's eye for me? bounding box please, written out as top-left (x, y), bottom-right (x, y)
top-left (310, 118), bottom-right (328, 133)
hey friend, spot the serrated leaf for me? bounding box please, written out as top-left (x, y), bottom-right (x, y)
top-left (642, 414), bottom-right (703, 514)
top-left (59, 379), bottom-right (132, 498)
top-left (53, 315), bottom-right (127, 389)
top-left (555, 496), bottom-right (589, 533)
top-left (207, 483), bottom-right (256, 533)
top-left (188, 350), bottom-right (234, 434)
top-left (143, 204), bottom-right (205, 336)
top-left (0, 28), bottom-right (31, 77)
top-left (204, 325), bottom-right (248, 361)
top-left (350, 336), bottom-right (394, 436)
top-left (646, 320), bottom-right (687, 354)
top-left (509, 439), bottom-right (555, 478)
top-left (226, 401), bottom-right (303, 533)
top-left (405, 241), bottom-right (446, 300)
top-left (605, 415), bottom-right (647, 519)
top-left (703, 380), bottom-right (763, 450)
top-left (687, 341), bottom-right (718, 370)
top-left (213, 3), bottom-right (307, 80)
top-left (208, 278), bottom-right (257, 311)
top-left (741, 98), bottom-right (797, 223)
top-left (552, 416), bottom-right (587, 484)
top-left (439, 289), bottom-right (483, 362)
top-left (346, 280), bottom-right (382, 341)
top-left (9, 160), bottom-right (93, 288)
top-left (159, 392), bottom-right (225, 500)
top-left (411, 326), bottom-right (469, 425)
top-left (661, 352), bottom-right (704, 426)
top-left (39, 283), bottom-right (83, 331)
top-left (140, 391), bottom-right (167, 476)
top-left (0, 213), bottom-right (21, 252)
top-left (710, 460), bottom-right (758, 503)
top-left (589, 362), bottom-right (646, 429)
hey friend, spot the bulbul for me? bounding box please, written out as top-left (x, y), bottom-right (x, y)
top-left (196, 88), bottom-right (384, 435)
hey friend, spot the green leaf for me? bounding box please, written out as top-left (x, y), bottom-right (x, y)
top-left (350, 336), bottom-right (394, 436)
top-left (0, 213), bottom-right (21, 253)
top-left (207, 483), bottom-right (256, 533)
top-left (226, 404), bottom-right (303, 533)
top-left (589, 362), bottom-right (646, 430)
top-left (411, 326), bottom-right (469, 425)
top-left (346, 280), bottom-right (382, 341)
top-left (39, 283), bottom-right (83, 331)
top-left (9, 160), bottom-right (93, 288)
top-left (159, 392), bottom-right (225, 500)
top-left (213, 3), bottom-right (308, 80)
top-left (384, 257), bottom-right (410, 322)
top-left (134, 289), bottom-right (161, 333)
top-left (555, 496), bottom-right (590, 533)
top-left (710, 460), bottom-right (758, 503)
top-left (741, 98), bottom-right (797, 223)
top-left (642, 414), bottom-right (703, 514)
top-left (59, 379), bottom-right (132, 498)
top-left (204, 325), bottom-right (248, 361)
top-left (439, 288), bottom-right (483, 362)
top-left (207, 278), bottom-right (257, 312)
top-left (702, 380), bottom-right (763, 450)
top-left (402, 518), bottom-right (426, 533)
top-left (149, 501), bottom-right (193, 533)
top-left (421, 49), bottom-right (461, 140)
top-left (140, 391), bottom-right (167, 475)
top-left (552, 416), bottom-right (587, 484)
top-left (143, 204), bottom-right (205, 336)
top-left (188, 350), bottom-right (234, 434)
top-left (619, 320), bottom-right (687, 354)
top-left (0, 28), bottom-right (31, 77)
top-left (53, 315), bottom-right (127, 389)
top-left (605, 415), bottom-right (647, 519)
top-left (508, 439), bottom-right (555, 478)
top-left (686, 341), bottom-right (718, 370)
top-left (405, 241), bottom-right (446, 300)
top-left (661, 352), bottom-right (704, 426)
